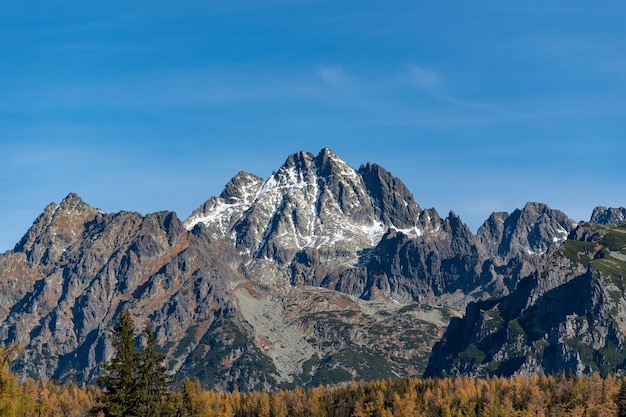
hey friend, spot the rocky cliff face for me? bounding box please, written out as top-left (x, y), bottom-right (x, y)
top-left (184, 149), bottom-right (575, 306)
top-left (475, 202), bottom-right (577, 292)
top-left (424, 219), bottom-right (626, 378)
top-left (0, 194), bottom-right (260, 388)
top-left (477, 202), bottom-right (575, 260)
top-left (591, 206), bottom-right (626, 226)
top-left (0, 148), bottom-right (587, 389)
top-left (185, 149), bottom-right (422, 268)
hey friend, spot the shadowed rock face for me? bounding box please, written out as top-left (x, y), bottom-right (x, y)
top-left (0, 192), bottom-right (262, 388)
top-left (425, 221), bottom-right (626, 378)
top-left (357, 162), bottom-right (421, 228)
top-left (591, 206), bottom-right (626, 226)
top-left (0, 148), bottom-right (590, 389)
top-left (477, 202), bottom-right (576, 260)
top-left (185, 148), bottom-right (425, 268)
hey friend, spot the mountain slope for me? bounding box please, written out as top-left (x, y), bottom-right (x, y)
top-left (591, 206), bottom-right (626, 226)
top-left (0, 148), bottom-right (588, 388)
top-left (185, 148), bottom-right (422, 267)
top-left (425, 219), bottom-right (626, 378)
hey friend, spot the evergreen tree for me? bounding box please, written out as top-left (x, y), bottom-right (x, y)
top-left (137, 324), bottom-right (173, 416)
top-left (92, 310), bottom-right (141, 417)
top-left (92, 309), bottom-right (173, 417)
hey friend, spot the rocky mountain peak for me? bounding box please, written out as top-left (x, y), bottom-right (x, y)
top-left (476, 211), bottom-right (508, 251)
top-left (358, 163), bottom-right (421, 229)
top-left (411, 208), bottom-right (444, 238)
top-left (282, 150), bottom-right (315, 174)
top-left (425, 221), bottom-right (626, 378)
top-left (235, 148), bottom-right (381, 263)
top-left (313, 147), bottom-right (352, 178)
top-left (220, 171), bottom-right (265, 203)
top-left (513, 202), bottom-right (575, 253)
top-left (183, 148), bottom-right (427, 268)
top-left (477, 202), bottom-right (576, 261)
top-left (183, 171), bottom-right (264, 237)
top-left (13, 193), bottom-right (101, 267)
top-left (58, 192), bottom-right (93, 213)
top-left (442, 211), bottom-right (473, 239)
top-left (591, 206), bottom-right (626, 225)
top-left (4, 148), bottom-right (622, 390)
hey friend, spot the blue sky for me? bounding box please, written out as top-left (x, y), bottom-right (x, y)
top-left (1, 1), bottom-right (625, 252)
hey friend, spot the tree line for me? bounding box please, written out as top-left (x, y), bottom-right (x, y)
top-left (2, 311), bottom-right (626, 416)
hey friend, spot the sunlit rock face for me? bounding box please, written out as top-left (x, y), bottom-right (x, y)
top-left (425, 220), bottom-right (626, 379)
top-left (0, 148), bottom-right (586, 389)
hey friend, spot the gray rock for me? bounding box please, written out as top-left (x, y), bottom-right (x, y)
top-left (591, 206), bottom-right (626, 225)
top-left (0, 148), bottom-right (621, 389)
top-left (425, 221), bottom-right (626, 378)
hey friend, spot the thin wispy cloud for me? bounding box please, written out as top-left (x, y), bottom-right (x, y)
top-left (406, 65), bottom-right (441, 91)
top-left (280, 65), bottom-right (498, 129)
top-left (318, 67), bottom-right (349, 89)
top-left (1, 1), bottom-right (625, 253)
top-left (404, 64), bottom-right (487, 109)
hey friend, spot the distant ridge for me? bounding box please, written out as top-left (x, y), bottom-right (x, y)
top-left (0, 148), bottom-right (622, 389)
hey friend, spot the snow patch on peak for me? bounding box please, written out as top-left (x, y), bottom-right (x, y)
top-left (391, 225), bottom-right (424, 238)
top-left (255, 175), bottom-right (279, 202)
top-left (551, 226), bottom-right (569, 244)
top-left (44, 204), bottom-right (60, 227)
top-left (184, 148), bottom-right (411, 266)
top-left (328, 153), bottom-right (358, 179)
top-left (185, 199), bottom-right (240, 231)
top-left (184, 174), bottom-right (264, 232)
top-left (282, 166), bottom-right (310, 194)
top-left (359, 222), bottom-right (386, 246)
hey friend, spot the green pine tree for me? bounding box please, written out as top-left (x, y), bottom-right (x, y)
top-left (137, 324), bottom-right (173, 417)
top-left (92, 310), bottom-right (141, 417)
top-left (92, 309), bottom-right (173, 417)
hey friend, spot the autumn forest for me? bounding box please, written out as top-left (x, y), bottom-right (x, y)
top-left (2, 350), bottom-right (626, 416)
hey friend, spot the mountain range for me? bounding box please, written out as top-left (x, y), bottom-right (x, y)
top-left (0, 148), bottom-right (623, 390)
